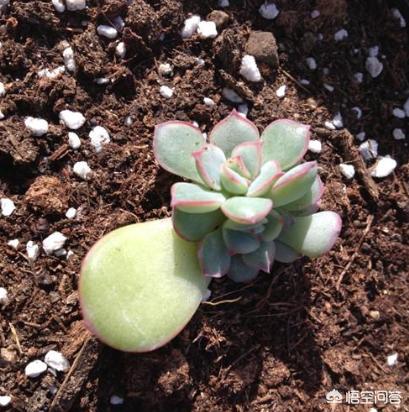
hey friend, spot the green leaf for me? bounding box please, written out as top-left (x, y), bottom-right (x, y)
top-left (247, 160), bottom-right (282, 197)
top-left (221, 197), bottom-right (273, 225)
top-left (261, 119), bottom-right (310, 170)
top-left (281, 175), bottom-right (323, 211)
top-left (226, 156), bottom-right (251, 179)
top-left (173, 208), bottom-right (225, 241)
top-left (198, 228), bottom-right (231, 277)
top-left (171, 182), bottom-right (226, 213)
top-left (79, 218), bottom-right (210, 352)
top-left (224, 219), bottom-right (267, 234)
top-left (274, 241), bottom-right (300, 263)
top-left (231, 140), bottom-right (263, 178)
top-left (242, 241), bottom-right (275, 272)
top-left (222, 224), bottom-right (260, 255)
top-left (270, 161), bottom-right (317, 208)
top-left (209, 110), bottom-right (260, 157)
top-left (220, 163), bottom-right (249, 195)
top-left (154, 121), bottom-right (206, 183)
top-left (193, 144), bottom-right (226, 190)
top-left (261, 211), bottom-right (284, 241)
top-left (227, 256), bottom-right (259, 283)
top-left (278, 211), bottom-right (342, 258)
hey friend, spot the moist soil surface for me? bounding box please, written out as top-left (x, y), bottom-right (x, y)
top-left (0, 1), bottom-right (408, 411)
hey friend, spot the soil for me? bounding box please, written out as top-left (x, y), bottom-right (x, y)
top-left (0, 1), bottom-right (408, 411)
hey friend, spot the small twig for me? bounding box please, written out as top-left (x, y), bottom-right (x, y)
top-left (9, 323), bottom-right (23, 355)
top-left (336, 215), bottom-right (374, 291)
top-left (282, 69), bottom-right (311, 94)
top-left (202, 297), bottom-right (242, 306)
top-left (221, 344), bottom-right (260, 377)
top-left (50, 336), bottom-right (92, 411)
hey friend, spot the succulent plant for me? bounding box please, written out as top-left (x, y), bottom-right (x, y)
top-left (154, 110), bottom-right (342, 282)
top-left (79, 110), bottom-right (342, 353)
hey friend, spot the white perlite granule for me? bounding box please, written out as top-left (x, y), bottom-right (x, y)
top-left (59, 110), bottom-right (86, 130)
top-left (259, 2), bottom-right (279, 19)
top-left (339, 163), bottom-right (355, 179)
top-left (24, 117), bottom-right (48, 136)
top-left (43, 232), bottom-right (67, 255)
top-left (365, 57), bottom-right (383, 78)
top-left (68, 132), bottom-right (81, 149)
top-left (44, 350), bottom-right (70, 372)
top-left (239, 55), bottom-right (262, 82)
top-left (197, 21), bottom-right (218, 39)
top-left (1, 198), bottom-right (15, 217)
top-left (66, 0), bottom-right (86, 11)
top-left (222, 87), bottom-right (243, 103)
top-left (25, 360), bottom-right (47, 378)
top-left (97, 25), bottom-right (118, 39)
top-left (73, 161), bottom-right (92, 180)
top-left (181, 15), bottom-right (201, 38)
top-left (159, 85), bottom-right (174, 98)
top-left (89, 126), bottom-right (110, 152)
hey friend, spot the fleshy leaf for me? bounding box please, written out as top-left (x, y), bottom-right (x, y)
top-left (220, 164), bottom-right (249, 195)
top-left (171, 183), bottom-right (226, 213)
top-left (247, 160), bottom-right (283, 197)
top-left (221, 197), bottom-right (273, 225)
top-left (198, 228), bottom-right (231, 277)
top-left (226, 156), bottom-right (251, 179)
top-left (231, 140), bottom-right (263, 178)
top-left (261, 211), bottom-right (284, 241)
top-left (261, 119), bottom-right (310, 170)
top-left (269, 162), bottom-right (317, 208)
top-left (209, 110), bottom-right (260, 157)
top-left (172, 208), bottom-right (225, 241)
top-left (79, 218), bottom-right (210, 352)
top-left (278, 211), bottom-right (342, 258)
top-left (227, 256), bottom-right (259, 283)
top-left (274, 241), bottom-right (300, 263)
top-left (223, 224), bottom-right (260, 255)
top-left (154, 121), bottom-right (205, 183)
top-left (282, 175), bottom-right (324, 211)
top-left (192, 144), bottom-right (226, 190)
top-left (242, 241), bottom-right (275, 272)
top-left (289, 202), bottom-right (320, 217)
top-left (224, 219), bottom-right (267, 233)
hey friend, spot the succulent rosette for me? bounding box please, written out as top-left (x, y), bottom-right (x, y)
top-left (154, 110), bottom-right (341, 282)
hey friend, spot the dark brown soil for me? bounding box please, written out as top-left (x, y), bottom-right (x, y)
top-left (0, 1), bottom-right (408, 411)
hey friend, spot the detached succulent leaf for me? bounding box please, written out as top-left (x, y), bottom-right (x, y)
top-left (193, 144), bottom-right (226, 190)
top-left (80, 218), bottom-right (210, 352)
top-left (171, 182), bottom-right (226, 213)
top-left (278, 211), bottom-right (342, 258)
top-left (173, 208), bottom-right (225, 241)
top-left (261, 211), bottom-right (284, 241)
top-left (282, 176), bottom-right (324, 211)
top-left (231, 140), bottom-right (263, 178)
top-left (242, 241), bottom-right (275, 272)
top-left (198, 228), bottom-right (231, 277)
top-left (247, 160), bottom-right (283, 197)
top-left (270, 161), bottom-right (317, 207)
top-left (210, 110), bottom-right (260, 157)
top-left (154, 121), bottom-right (205, 183)
top-left (220, 163), bottom-right (249, 195)
top-left (227, 256), bottom-right (259, 283)
top-left (222, 197), bottom-right (273, 225)
top-left (223, 225), bottom-right (260, 255)
top-left (274, 241), bottom-right (301, 263)
top-left (261, 119), bottom-right (310, 170)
